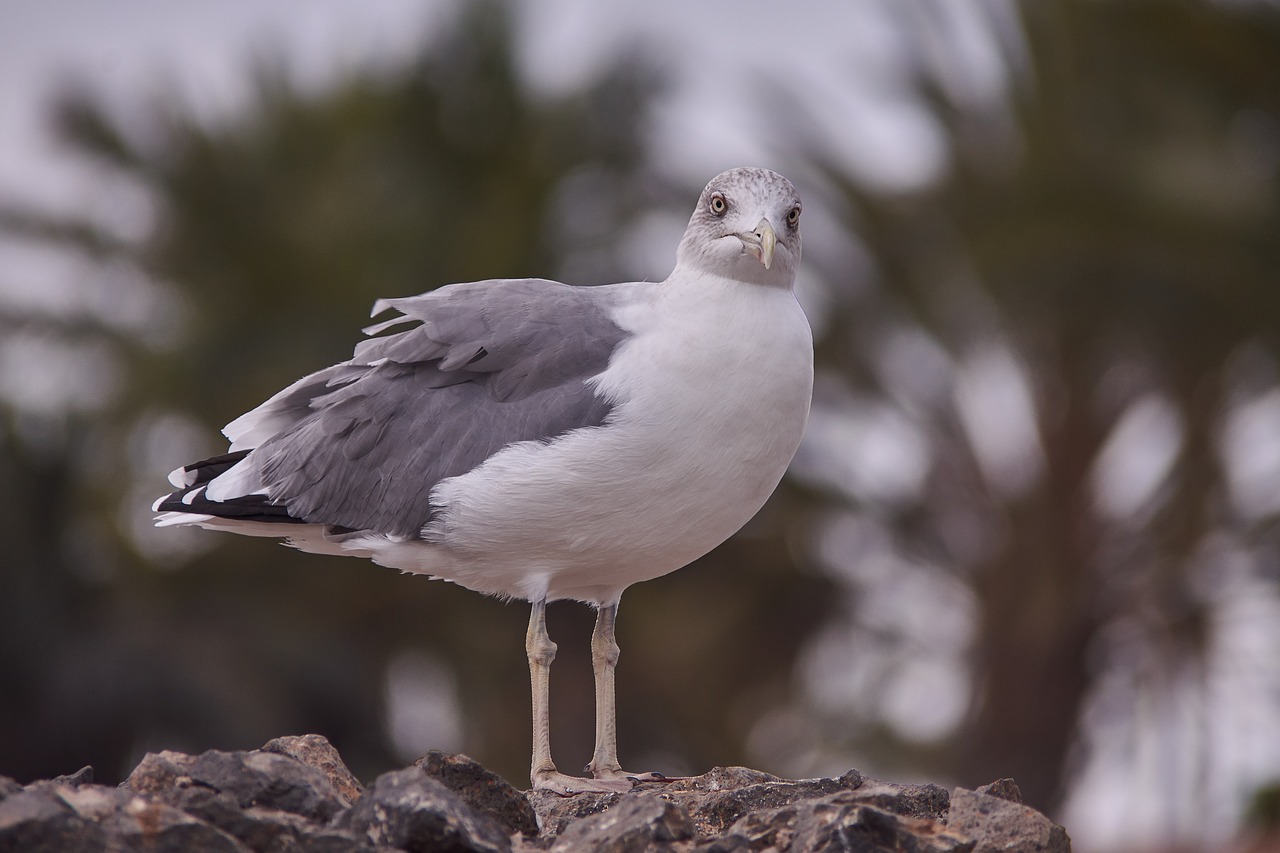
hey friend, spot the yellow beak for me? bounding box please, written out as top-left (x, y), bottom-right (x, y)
top-left (739, 219), bottom-right (777, 270)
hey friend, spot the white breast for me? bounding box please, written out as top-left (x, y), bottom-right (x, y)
top-left (373, 274), bottom-right (813, 604)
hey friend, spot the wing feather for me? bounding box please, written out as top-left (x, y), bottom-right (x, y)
top-left (162, 278), bottom-right (637, 538)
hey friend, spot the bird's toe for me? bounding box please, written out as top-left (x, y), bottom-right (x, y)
top-left (533, 771), bottom-right (634, 796)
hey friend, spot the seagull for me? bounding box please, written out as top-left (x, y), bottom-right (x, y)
top-left (153, 166), bottom-right (813, 795)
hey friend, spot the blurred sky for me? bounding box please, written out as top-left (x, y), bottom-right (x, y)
top-left (1, 0), bottom-right (430, 213)
top-left (0, 0), bottom-right (997, 401)
top-left (0, 0), bottom-right (990, 216)
top-left (0, 0), bottom-right (969, 418)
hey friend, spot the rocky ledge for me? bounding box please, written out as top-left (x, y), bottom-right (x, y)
top-left (0, 734), bottom-right (1070, 852)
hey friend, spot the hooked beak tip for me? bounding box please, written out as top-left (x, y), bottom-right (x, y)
top-left (740, 219), bottom-right (777, 270)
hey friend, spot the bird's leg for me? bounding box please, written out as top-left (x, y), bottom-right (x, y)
top-left (585, 601), bottom-right (667, 784)
top-left (526, 598), bottom-right (558, 784)
top-left (586, 601), bottom-right (623, 777)
top-left (526, 599), bottom-right (631, 795)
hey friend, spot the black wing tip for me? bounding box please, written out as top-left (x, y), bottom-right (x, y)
top-left (156, 487), bottom-right (307, 525)
top-left (180, 450), bottom-right (252, 485)
top-left (160, 449), bottom-right (306, 525)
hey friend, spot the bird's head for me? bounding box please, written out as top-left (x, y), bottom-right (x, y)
top-left (675, 167), bottom-right (803, 288)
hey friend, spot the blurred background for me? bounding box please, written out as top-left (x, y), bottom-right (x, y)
top-left (3, 1), bottom-right (1280, 850)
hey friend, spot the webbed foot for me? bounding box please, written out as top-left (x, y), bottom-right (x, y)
top-left (532, 770), bottom-right (635, 796)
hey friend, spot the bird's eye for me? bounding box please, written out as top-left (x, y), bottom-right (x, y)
top-left (786, 206), bottom-right (801, 227)
top-left (709, 193), bottom-right (728, 217)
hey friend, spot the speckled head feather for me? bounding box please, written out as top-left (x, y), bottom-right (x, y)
top-left (676, 167), bottom-right (803, 287)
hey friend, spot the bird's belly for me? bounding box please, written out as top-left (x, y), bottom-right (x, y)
top-left (426, 294), bottom-right (813, 603)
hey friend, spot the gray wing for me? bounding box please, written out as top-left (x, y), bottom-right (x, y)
top-left (224, 278), bottom-right (634, 538)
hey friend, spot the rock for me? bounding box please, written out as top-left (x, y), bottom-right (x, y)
top-left (845, 778), bottom-right (953, 822)
top-left (0, 735), bottom-right (1072, 852)
top-left (723, 795), bottom-right (973, 853)
top-left (51, 767), bottom-right (93, 788)
top-left (262, 734), bottom-right (364, 808)
top-left (0, 785), bottom-right (93, 853)
top-left (339, 766), bottom-right (512, 852)
top-left (138, 784), bottom-right (367, 853)
top-left (0, 781), bottom-right (250, 853)
top-left (975, 779), bottom-right (1023, 804)
top-left (527, 766), bottom-right (948, 842)
top-left (681, 768), bottom-right (869, 837)
top-left (947, 787), bottom-right (1071, 853)
top-left (123, 743), bottom-right (368, 852)
top-left (548, 794), bottom-right (695, 852)
top-left (416, 750), bottom-right (540, 839)
top-left (125, 746), bottom-right (348, 822)
top-left (525, 787), bottom-right (623, 837)
top-left (76, 786), bottom-right (251, 853)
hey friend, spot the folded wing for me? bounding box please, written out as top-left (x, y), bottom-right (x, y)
top-left (155, 279), bottom-right (634, 539)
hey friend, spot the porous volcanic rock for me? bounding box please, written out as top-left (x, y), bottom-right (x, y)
top-left (0, 735), bottom-right (1072, 852)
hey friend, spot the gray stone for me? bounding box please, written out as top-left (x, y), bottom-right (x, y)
top-left (947, 788), bottom-right (1071, 853)
top-left (125, 747), bottom-right (347, 823)
top-left (725, 794), bottom-right (973, 853)
top-left (679, 768), bottom-right (869, 837)
top-left (142, 784), bottom-right (369, 853)
top-left (51, 766), bottom-right (94, 788)
top-left (847, 779), bottom-right (952, 823)
top-left (975, 779), bottom-right (1023, 804)
top-left (0, 736), bottom-right (1075, 852)
top-left (87, 789), bottom-right (250, 853)
top-left (416, 750), bottom-right (539, 838)
top-left (122, 744), bottom-right (370, 852)
top-left (548, 794), bottom-right (695, 853)
top-left (529, 766), bottom-right (879, 841)
top-left (0, 776), bottom-right (22, 800)
top-left (340, 766), bottom-right (512, 853)
top-left (262, 734), bottom-right (364, 808)
top-left (526, 788), bottom-right (621, 838)
top-left (0, 785), bottom-right (91, 853)
top-left (0, 782), bottom-right (250, 853)
top-left (691, 767), bottom-right (786, 789)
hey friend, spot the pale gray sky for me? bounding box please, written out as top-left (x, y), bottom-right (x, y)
top-left (0, 0), bottom-right (958, 214)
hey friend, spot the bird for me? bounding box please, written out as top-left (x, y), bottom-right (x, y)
top-left (153, 166), bottom-right (813, 795)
